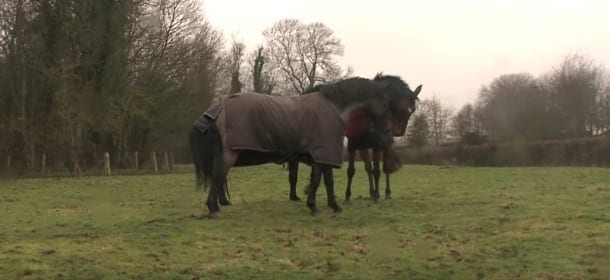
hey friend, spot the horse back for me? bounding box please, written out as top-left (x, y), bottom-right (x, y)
top-left (205, 92), bottom-right (345, 167)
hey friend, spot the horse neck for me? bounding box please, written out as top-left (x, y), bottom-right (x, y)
top-left (317, 80), bottom-right (385, 116)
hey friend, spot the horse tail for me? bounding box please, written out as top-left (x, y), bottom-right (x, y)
top-left (383, 145), bottom-right (402, 174)
top-left (190, 126), bottom-right (207, 190)
top-left (207, 117), bottom-right (229, 199)
top-left (190, 117), bottom-right (217, 191)
top-left (192, 113), bottom-right (230, 201)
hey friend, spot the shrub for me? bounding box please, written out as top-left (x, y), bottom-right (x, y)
top-left (396, 136), bottom-right (610, 167)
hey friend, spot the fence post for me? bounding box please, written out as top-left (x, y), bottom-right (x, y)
top-left (134, 151), bottom-right (139, 170)
top-left (73, 158), bottom-right (81, 176)
top-left (104, 152), bottom-right (111, 176)
top-left (41, 154), bottom-right (46, 174)
top-left (164, 151), bottom-right (170, 171)
top-left (6, 156), bottom-right (11, 170)
top-left (151, 151), bottom-right (158, 173)
top-left (169, 151), bottom-right (174, 171)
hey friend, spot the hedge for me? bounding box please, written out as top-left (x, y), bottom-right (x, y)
top-left (395, 137), bottom-right (610, 167)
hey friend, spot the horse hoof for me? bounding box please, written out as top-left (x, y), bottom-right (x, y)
top-left (190, 213), bottom-right (207, 220)
top-left (344, 198), bottom-right (351, 204)
top-left (219, 200), bottom-right (232, 206)
top-left (385, 195), bottom-right (392, 200)
top-left (207, 212), bottom-right (220, 219)
top-left (290, 196), bottom-right (301, 201)
top-left (332, 206), bottom-right (342, 213)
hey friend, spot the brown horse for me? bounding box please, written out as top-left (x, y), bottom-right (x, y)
top-left (285, 75), bottom-right (421, 202)
top-left (191, 74), bottom-right (420, 217)
top-left (344, 131), bottom-right (403, 202)
top-left (285, 132), bottom-right (402, 202)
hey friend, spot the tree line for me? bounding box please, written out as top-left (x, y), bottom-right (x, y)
top-left (0, 0), bottom-right (229, 172)
top-left (0, 0), bottom-right (350, 173)
top-left (406, 53), bottom-right (610, 147)
top-left (2, 0), bottom-right (608, 173)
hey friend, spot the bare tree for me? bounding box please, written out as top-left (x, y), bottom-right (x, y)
top-left (452, 103), bottom-right (478, 139)
top-left (407, 113), bottom-right (430, 148)
top-left (250, 46), bottom-right (276, 94)
top-left (595, 88), bottom-right (610, 135)
top-left (452, 103), bottom-right (488, 145)
top-left (262, 19), bottom-right (349, 94)
top-left (0, 0), bottom-right (225, 171)
top-left (0, 0), bottom-right (38, 169)
top-left (227, 38), bottom-right (245, 94)
top-left (544, 53), bottom-right (606, 138)
top-left (424, 96), bottom-right (454, 145)
top-left (133, 0), bottom-right (225, 161)
top-left (477, 73), bottom-right (549, 141)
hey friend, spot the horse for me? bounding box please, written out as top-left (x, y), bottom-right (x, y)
top-left (284, 131), bottom-right (401, 202)
top-left (344, 131), bottom-right (403, 202)
top-left (285, 74), bottom-right (422, 202)
top-left (190, 74), bottom-right (420, 217)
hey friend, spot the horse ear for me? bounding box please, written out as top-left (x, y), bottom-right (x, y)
top-left (414, 85), bottom-right (423, 97)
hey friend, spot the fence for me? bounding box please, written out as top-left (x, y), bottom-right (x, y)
top-left (1, 150), bottom-right (181, 177)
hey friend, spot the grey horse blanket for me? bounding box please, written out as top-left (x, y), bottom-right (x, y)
top-left (200, 92), bottom-right (345, 168)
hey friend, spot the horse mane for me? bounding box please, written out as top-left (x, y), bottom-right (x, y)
top-left (309, 77), bottom-right (387, 108)
top-left (301, 73), bottom-right (418, 108)
top-left (373, 72), bottom-right (407, 88)
top-left (373, 72), bottom-right (419, 101)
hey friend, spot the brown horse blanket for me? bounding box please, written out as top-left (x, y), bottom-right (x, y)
top-left (203, 92), bottom-right (345, 167)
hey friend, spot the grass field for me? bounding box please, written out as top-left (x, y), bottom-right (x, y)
top-left (1, 164), bottom-right (609, 279)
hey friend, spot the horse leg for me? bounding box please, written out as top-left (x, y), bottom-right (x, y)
top-left (288, 159), bottom-right (300, 201)
top-left (372, 149), bottom-right (382, 202)
top-left (217, 144), bottom-right (234, 205)
top-left (385, 173), bottom-right (391, 199)
top-left (206, 108), bottom-right (236, 217)
top-left (383, 149), bottom-right (392, 199)
top-left (306, 163), bottom-right (322, 215)
top-left (322, 165), bottom-right (342, 212)
top-left (218, 179), bottom-right (231, 206)
top-left (206, 158), bottom-right (222, 218)
top-left (345, 148), bottom-right (356, 202)
top-left (359, 149), bottom-right (375, 201)
top-left (206, 150), bottom-right (238, 217)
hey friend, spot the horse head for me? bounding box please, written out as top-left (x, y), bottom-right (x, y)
top-left (373, 73), bottom-right (422, 136)
top-left (309, 74), bottom-right (422, 137)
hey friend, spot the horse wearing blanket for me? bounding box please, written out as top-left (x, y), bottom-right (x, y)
top-left (190, 74), bottom-right (418, 217)
top-left (285, 74), bottom-right (422, 202)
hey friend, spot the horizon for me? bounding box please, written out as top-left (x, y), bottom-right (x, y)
top-left (202, 0), bottom-right (610, 108)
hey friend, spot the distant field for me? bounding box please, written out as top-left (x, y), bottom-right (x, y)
top-left (1, 165), bottom-right (609, 279)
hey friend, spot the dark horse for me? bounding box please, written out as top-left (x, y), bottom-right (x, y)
top-left (285, 126), bottom-right (402, 202)
top-left (344, 131), bottom-right (402, 202)
top-left (285, 74), bottom-right (422, 202)
top-left (190, 74), bottom-right (418, 217)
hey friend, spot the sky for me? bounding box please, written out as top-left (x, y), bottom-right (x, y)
top-left (201, 0), bottom-right (610, 108)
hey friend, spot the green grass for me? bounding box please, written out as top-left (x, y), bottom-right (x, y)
top-left (1, 165), bottom-right (609, 279)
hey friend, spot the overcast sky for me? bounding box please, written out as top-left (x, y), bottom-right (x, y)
top-left (202, 0), bottom-right (610, 108)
